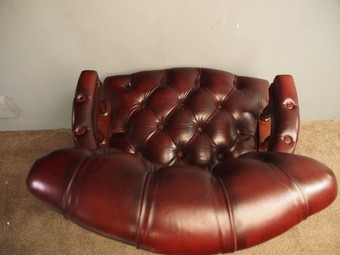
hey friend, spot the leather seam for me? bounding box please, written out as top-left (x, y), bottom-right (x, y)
top-left (196, 68), bottom-right (202, 88)
top-left (216, 176), bottom-right (237, 251)
top-left (135, 171), bottom-right (152, 248)
top-left (61, 152), bottom-right (94, 219)
top-left (272, 162), bottom-right (310, 218)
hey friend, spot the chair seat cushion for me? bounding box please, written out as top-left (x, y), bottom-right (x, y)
top-left (27, 149), bottom-right (337, 254)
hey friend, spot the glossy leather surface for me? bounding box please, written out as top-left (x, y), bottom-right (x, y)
top-left (104, 68), bottom-right (269, 170)
top-left (27, 148), bottom-right (337, 254)
top-left (27, 68), bottom-right (337, 254)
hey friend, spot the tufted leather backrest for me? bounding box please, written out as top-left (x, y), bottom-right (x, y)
top-left (101, 68), bottom-right (269, 170)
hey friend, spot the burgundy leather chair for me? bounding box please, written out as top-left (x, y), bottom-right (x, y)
top-left (27, 68), bottom-right (337, 254)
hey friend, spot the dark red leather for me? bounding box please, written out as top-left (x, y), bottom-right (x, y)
top-left (27, 149), bottom-right (337, 254)
top-left (72, 71), bottom-right (103, 149)
top-left (27, 68), bottom-right (337, 254)
top-left (267, 75), bottom-right (300, 153)
top-left (104, 68), bottom-right (269, 170)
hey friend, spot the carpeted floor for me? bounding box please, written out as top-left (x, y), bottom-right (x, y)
top-left (1, 120), bottom-right (339, 255)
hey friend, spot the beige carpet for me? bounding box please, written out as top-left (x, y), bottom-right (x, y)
top-left (1, 120), bottom-right (339, 255)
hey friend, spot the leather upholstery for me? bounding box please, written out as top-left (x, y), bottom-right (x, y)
top-left (27, 68), bottom-right (337, 254)
top-left (72, 68), bottom-right (299, 166)
top-left (104, 68), bottom-right (269, 170)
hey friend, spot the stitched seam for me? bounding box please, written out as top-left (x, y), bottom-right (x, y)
top-left (221, 77), bottom-right (237, 106)
top-left (62, 153), bottom-right (94, 219)
top-left (272, 162), bottom-right (310, 218)
top-left (196, 68), bottom-right (202, 88)
top-left (135, 171), bottom-right (152, 248)
top-left (216, 176), bottom-right (237, 251)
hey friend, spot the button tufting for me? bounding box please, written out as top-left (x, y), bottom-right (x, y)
top-left (286, 102), bottom-right (295, 110)
top-left (75, 94), bottom-right (86, 103)
top-left (140, 98), bottom-right (148, 109)
top-left (74, 126), bottom-right (87, 136)
top-left (217, 105), bottom-right (223, 110)
top-left (178, 103), bottom-right (185, 110)
top-left (158, 124), bottom-right (164, 131)
top-left (177, 151), bottom-right (183, 157)
top-left (218, 153), bottom-right (224, 160)
top-left (283, 135), bottom-right (293, 144)
top-left (197, 127), bottom-right (203, 133)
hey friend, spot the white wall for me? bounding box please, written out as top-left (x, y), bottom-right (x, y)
top-left (1, 0), bottom-right (340, 131)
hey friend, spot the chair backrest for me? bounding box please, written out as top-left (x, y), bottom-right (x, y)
top-left (99, 68), bottom-right (269, 170)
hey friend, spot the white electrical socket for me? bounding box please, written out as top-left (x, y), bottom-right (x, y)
top-left (0, 95), bottom-right (21, 118)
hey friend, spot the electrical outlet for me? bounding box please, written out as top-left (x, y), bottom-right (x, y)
top-left (0, 95), bottom-right (21, 118)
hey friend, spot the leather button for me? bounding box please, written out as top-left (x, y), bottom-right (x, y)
top-left (75, 94), bottom-right (86, 103)
top-left (158, 124), bottom-right (164, 130)
top-left (218, 153), bottom-right (224, 160)
top-left (217, 105), bottom-right (223, 110)
top-left (177, 151), bottom-right (183, 157)
top-left (283, 135), bottom-right (293, 144)
top-left (74, 126), bottom-right (87, 136)
top-left (286, 102), bottom-right (295, 110)
top-left (197, 127), bottom-right (203, 133)
top-left (178, 103), bottom-right (185, 109)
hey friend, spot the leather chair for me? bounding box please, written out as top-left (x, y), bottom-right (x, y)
top-left (27, 68), bottom-right (337, 254)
